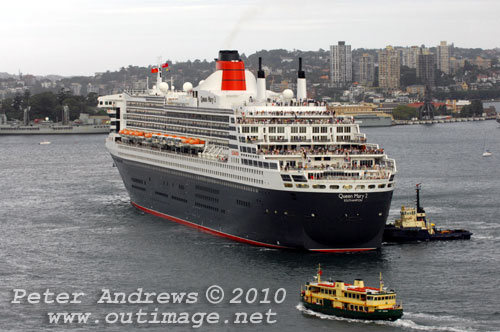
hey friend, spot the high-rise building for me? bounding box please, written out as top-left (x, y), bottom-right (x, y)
top-left (359, 53), bottom-right (374, 86)
top-left (416, 49), bottom-right (436, 87)
top-left (436, 41), bottom-right (451, 74)
top-left (330, 41), bottom-right (352, 87)
top-left (403, 46), bottom-right (420, 69)
top-left (378, 46), bottom-right (400, 90)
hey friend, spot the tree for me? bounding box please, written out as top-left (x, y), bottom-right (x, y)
top-left (400, 66), bottom-right (418, 87)
top-left (435, 105), bottom-right (451, 116)
top-left (57, 88), bottom-right (72, 106)
top-left (86, 92), bottom-right (98, 107)
top-left (460, 100), bottom-right (483, 117)
top-left (29, 92), bottom-right (59, 120)
top-left (22, 90), bottom-right (31, 108)
top-left (392, 105), bottom-right (419, 120)
top-left (12, 94), bottom-right (23, 111)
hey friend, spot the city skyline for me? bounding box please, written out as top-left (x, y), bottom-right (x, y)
top-left (2, 0), bottom-right (500, 76)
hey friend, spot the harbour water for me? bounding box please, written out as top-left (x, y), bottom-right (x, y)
top-left (1, 120), bottom-right (499, 331)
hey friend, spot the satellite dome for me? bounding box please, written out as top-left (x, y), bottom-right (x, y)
top-left (283, 89), bottom-right (294, 99)
top-left (159, 82), bottom-right (169, 93)
top-left (183, 82), bottom-right (193, 91)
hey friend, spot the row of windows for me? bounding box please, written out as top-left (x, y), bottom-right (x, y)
top-left (126, 120), bottom-right (229, 139)
top-left (240, 146), bottom-right (257, 154)
top-left (155, 191), bottom-right (169, 198)
top-left (195, 185), bottom-right (220, 195)
top-left (128, 102), bottom-right (234, 115)
top-left (337, 126), bottom-right (352, 133)
top-left (366, 295), bottom-right (395, 301)
top-left (195, 193), bottom-right (219, 203)
top-left (164, 110), bottom-right (229, 123)
top-left (172, 195), bottom-right (187, 203)
top-left (310, 172), bottom-right (360, 178)
top-left (125, 113), bottom-right (230, 131)
top-left (236, 199), bottom-right (251, 208)
top-left (128, 102), bottom-right (164, 109)
top-left (131, 177), bottom-right (146, 184)
top-left (291, 127), bottom-right (308, 133)
top-left (345, 292), bottom-right (362, 299)
top-left (268, 127), bottom-right (285, 133)
top-left (194, 202), bottom-right (219, 212)
top-left (283, 183), bottom-right (391, 190)
top-left (241, 127), bottom-right (258, 133)
top-left (118, 150), bottom-right (262, 191)
top-left (240, 126), bottom-right (350, 134)
top-left (119, 141), bottom-right (266, 179)
top-left (312, 127), bottom-right (329, 133)
top-left (131, 184), bottom-right (146, 191)
top-left (241, 158), bottom-right (278, 170)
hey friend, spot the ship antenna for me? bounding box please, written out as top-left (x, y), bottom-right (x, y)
top-left (379, 272), bottom-right (384, 291)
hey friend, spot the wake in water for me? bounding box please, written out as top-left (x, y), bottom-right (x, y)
top-left (296, 303), bottom-right (477, 332)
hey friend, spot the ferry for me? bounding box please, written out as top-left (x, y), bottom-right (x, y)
top-left (383, 184), bottom-right (472, 242)
top-left (301, 265), bottom-right (403, 321)
top-left (97, 50), bottom-right (397, 252)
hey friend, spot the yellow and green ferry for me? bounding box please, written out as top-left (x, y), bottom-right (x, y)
top-left (301, 265), bottom-right (403, 321)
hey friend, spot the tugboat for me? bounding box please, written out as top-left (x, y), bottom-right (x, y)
top-left (300, 265), bottom-right (403, 321)
top-left (383, 184), bottom-right (472, 242)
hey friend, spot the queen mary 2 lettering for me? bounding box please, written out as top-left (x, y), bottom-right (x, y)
top-left (98, 50), bottom-right (397, 252)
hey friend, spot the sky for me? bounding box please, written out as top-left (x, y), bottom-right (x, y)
top-left (1, 0), bottom-right (499, 76)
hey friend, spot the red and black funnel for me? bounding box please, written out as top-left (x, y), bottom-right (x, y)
top-left (216, 50), bottom-right (246, 91)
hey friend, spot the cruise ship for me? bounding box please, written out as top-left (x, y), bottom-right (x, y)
top-left (98, 50), bottom-right (397, 252)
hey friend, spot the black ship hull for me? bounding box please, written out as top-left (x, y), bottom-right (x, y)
top-left (383, 225), bottom-right (472, 242)
top-left (112, 155), bottom-right (394, 251)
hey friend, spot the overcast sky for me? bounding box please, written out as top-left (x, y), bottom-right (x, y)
top-left (1, 0), bottom-right (499, 76)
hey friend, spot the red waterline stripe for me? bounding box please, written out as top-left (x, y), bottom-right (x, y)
top-left (131, 201), bottom-right (290, 249)
top-left (131, 202), bottom-right (377, 253)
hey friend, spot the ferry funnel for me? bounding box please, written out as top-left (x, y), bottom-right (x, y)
top-left (216, 50), bottom-right (246, 91)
